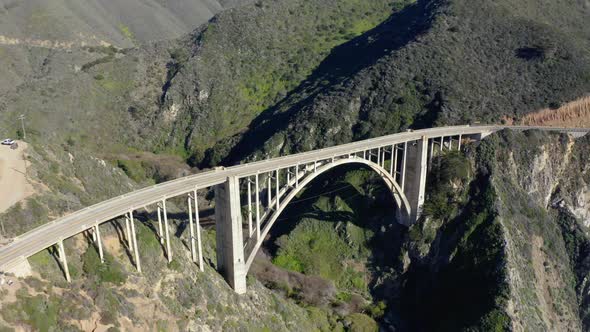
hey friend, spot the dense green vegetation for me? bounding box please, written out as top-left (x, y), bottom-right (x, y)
top-left (157, 0), bottom-right (414, 164)
top-left (81, 245), bottom-right (127, 285)
top-left (224, 0), bottom-right (590, 163)
top-left (254, 164), bottom-right (401, 327)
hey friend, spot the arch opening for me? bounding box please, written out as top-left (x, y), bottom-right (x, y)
top-left (243, 157), bottom-right (411, 271)
top-left (246, 160), bottom-right (410, 311)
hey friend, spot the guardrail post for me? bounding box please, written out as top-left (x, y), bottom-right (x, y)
top-left (215, 176), bottom-right (247, 294)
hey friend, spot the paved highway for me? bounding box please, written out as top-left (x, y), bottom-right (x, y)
top-left (1, 125), bottom-right (588, 271)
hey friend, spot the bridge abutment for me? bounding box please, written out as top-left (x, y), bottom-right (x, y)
top-left (215, 176), bottom-right (247, 294)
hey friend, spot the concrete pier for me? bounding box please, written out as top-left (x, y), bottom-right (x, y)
top-left (402, 136), bottom-right (428, 223)
top-left (215, 176), bottom-right (247, 294)
top-left (57, 240), bottom-right (71, 282)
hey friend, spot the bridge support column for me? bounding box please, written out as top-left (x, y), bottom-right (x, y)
top-left (402, 136), bottom-right (428, 224)
top-left (188, 195), bottom-right (197, 263)
top-left (57, 240), bottom-right (71, 282)
top-left (125, 214), bottom-right (134, 253)
top-left (157, 204), bottom-right (164, 245)
top-left (215, 176), bottom-right (247, 294)
top-left (163, 200), bottom-right (172, 263)
top-left (94, 225), bottom-right (104, 263)
top-left (255, 174), bottom-right (261, 240)
top-left (194, 189), bottom-right (204, 272)
top-left (129, 211), bottom-right (141, 272)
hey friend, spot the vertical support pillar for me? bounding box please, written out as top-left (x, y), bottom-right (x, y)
top-left (449, 136), bottom-right (453, 150)
top-left (188, 195), bottom-right (197, 263)
top-left (215, 176), bottom-right (247, 294)
top-left (429, 138), bottom-right (434, 166)
top-left (440, 136), bottom-right (444, 152)
top-left (255, 173), bottom-right (261, 240)
top-left (275, 169), bottom-right (280, 210)
top-left (401, 142), bottom-right (408, 191)
top-left (295, 164), bottom-right (300, 188)
top-left (129, 211), bottom-right (141, 272)
top-left (458, 134), bottom-right (462, 151)
top-left (390, 145), bottom-right (395, 176)
top-left (247, 178), bottom-right (253, 237)
top-left (314, 161), bottom-right (317, 173)
top-left (267, 174), bottom-right (272, 208)
top-left (58, 239), bottom-right (71, 282)
top-left (157, 205), bottom-right (164, 245)
top-left (393, 145), bottom-right (399, 181)
top-left (402, 137), bottom-right (428, 224)
top-left (125, 214), bottom-right (133, 253)
top-left (377, 147), bottom-right (381, 166)
top-left (163, 200), bottom-right (172, 263)
top-left (194, 189), bottom-right (204, 272)
top-left (94, 224), bottom-right (104, 263)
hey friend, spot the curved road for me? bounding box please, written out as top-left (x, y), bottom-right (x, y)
top-left (1, 125), bottom-right (588, 271)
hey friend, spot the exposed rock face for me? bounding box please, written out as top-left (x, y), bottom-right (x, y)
top-left (483, 130), bottom-right (590, 331)
top-left (391, 130), bottom-right (590, 330)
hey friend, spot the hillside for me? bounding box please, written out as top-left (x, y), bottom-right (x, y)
top-left (0, 0), bottom-right (251, 47)
top-left (220, 0), bottom-right (590, 163)
top-left (0, 0), bottom-right (589, 330)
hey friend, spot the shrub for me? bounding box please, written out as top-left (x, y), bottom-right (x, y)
top-left (81, 245), bottom-right (127, 285)
top-left (346, 313), bottom-right (378, 332)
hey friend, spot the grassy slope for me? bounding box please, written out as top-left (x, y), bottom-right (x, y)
top-left (156, 0), bottom-right (413, 163)
top-left (223, 0), bottom-right (590, 163)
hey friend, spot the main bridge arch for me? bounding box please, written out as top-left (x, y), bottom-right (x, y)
top-left (241, 157), bottom-right (412, 272)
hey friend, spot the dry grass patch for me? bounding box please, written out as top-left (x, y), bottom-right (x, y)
top-left (520, 96), bottom-right (590, 127)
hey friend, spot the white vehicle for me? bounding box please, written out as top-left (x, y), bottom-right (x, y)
top-left (1, 139), bottom-right (15, 145)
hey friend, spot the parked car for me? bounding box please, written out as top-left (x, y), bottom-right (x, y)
top-left (1, 139), bottom-right (15, 145)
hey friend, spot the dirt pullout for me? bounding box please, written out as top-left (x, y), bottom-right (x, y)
top-left (0, 141), bottom-right (34, 214)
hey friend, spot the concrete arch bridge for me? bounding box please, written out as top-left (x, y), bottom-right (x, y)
top-left (0, 125), bottom-right (588, 293)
